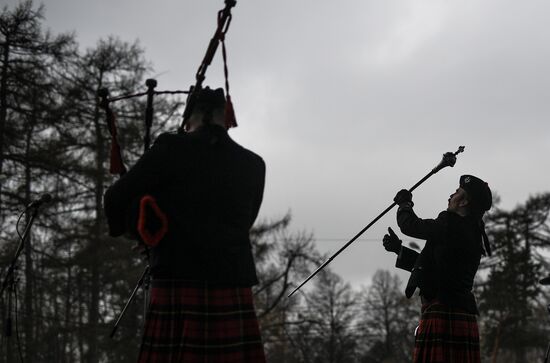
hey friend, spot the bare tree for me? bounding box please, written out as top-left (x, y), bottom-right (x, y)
top-left (251, 213), bottom-right (322, 362)
top-left (287, 269), bottom-right (359, 363)
top-left (357, 270), bottom-right (417, 363)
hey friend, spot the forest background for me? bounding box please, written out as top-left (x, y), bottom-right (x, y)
top-left (1, 1), bottom-right (549, 362)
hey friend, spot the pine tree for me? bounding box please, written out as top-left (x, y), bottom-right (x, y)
top-left (478, 193), bottom-right (550, 362)
top-left (0, 2), bottom-right (184, 360)
top-left (0, 1), bottom-right (73, 361)
top-left (251, 213), bottom-right (321, 362)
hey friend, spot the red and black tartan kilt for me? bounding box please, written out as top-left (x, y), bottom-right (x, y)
top-left (138, 279), bottom-right (266, 363)
top-left (413, 301), bottom-right (481, 363)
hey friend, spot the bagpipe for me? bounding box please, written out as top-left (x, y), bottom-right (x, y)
top-left (99, 0), bottom-right (238, 247)
top-left (99, 81), bottom-right (185, 247)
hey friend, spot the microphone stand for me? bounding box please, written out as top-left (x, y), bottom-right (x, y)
top-left (544, 304), bottom-right (550, 363)
top-left (1, 204), bottom-right (42, 362)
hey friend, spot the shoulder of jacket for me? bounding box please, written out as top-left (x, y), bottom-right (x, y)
top-left (247, 150), bottom-right (265, 170)
top-left (250, 151), bottom-right (265, 166)
top-left (230, 141), bottom-right (264, 165)
top-left (153, 132), bottom-right (196, 151)
top-left (437, 210), bottom-right (450, 219)
top-left (155, 132), bottom-right (185, 144)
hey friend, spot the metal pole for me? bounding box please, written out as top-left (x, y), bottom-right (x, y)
top-left (1, 207), bottom-right (40, 295)
top-left (2, 204), bottom-right (43, 362)
top-left (110, 265), bottom-right (150, 338)
top-left (144, 79), bottom-right (157, 152)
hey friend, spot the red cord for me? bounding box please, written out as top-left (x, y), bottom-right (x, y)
top-left (137, 195), bottom-right (169, 247)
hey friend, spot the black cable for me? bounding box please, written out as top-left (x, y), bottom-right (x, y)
top-left (10, 208), bottom-right (29, 363)
top-left (0, 289), bottom-right (5, 355)
top-left (0, 311), bottom-right (4, 359)
top-left (13, 277), bottom-right (24, 363)
top-left (15, 209), bottom-right (27, 242)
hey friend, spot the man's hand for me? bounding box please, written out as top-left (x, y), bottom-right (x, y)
top-left (383, 227), bottom-right (402, 254)
top-left (393, 189), bottom-right (413, 207)
top-left (132, 240), bottom-right (149, 257)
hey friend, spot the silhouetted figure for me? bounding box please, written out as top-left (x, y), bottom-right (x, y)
top-left (104, 87), bottom-right (266, 362)
top-left (383, 175), bottom-right (492, 363)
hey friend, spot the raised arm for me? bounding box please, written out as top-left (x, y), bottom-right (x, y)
top-left (393, 189), bottom-right (447, 241)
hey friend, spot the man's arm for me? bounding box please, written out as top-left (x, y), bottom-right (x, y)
top-left (393, 189), bottom-right (447, 240)
top-left (249, 157), bottom-right (266, 227)
top-left (103, 135), bottom-right (172, 237)
top-left (396, 206), bottom-right (447, 241)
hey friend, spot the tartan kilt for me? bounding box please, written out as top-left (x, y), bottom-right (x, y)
top-left (413, 301), bottom-right (481, 363)
top-left (138, 279), bottom-right (266, 363)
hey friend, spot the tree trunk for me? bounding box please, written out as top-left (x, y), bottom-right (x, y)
top-left (384, 303), bottom-right (392, 356)
top-left (77, 271), bottom-right (85, 361)
top-left (0, 38), bottom-right (10, 217)
top-left (491, 317), bottom-right (507, 363)
top-left (62, 263), bottom-right (72, 363)
top-left (87, 85), bottom-right (106, 363)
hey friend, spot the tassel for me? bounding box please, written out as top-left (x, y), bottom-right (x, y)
top-left (110, 141), bottom-right (126, 175)
top-left (103, 103), bottom-right (127, 175)
top-left (480, 220), bottom-right (491, 257)
top-left (224, 95), bottom-right (238, 129)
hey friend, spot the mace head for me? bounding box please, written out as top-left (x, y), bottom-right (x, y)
top-left (432, 146), bottom-right (465, 173)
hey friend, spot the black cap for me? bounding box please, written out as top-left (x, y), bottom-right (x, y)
top-left (460, 175), bottom-right (492, 212)
top-left (195, 87), bottom-right (226, 113)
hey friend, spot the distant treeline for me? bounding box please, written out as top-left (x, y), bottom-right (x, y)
top-left (0, 2), bottom-right (549, 362)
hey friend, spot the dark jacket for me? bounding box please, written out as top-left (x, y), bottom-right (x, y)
top-left (103, 125), bottom-right (265, 286)
top-left (394, 206), bottom-right (482, 314)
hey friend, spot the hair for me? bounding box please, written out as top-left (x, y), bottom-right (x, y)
top-left (464, 191), bottom-right (492, 257)
top-left (185, 104), bottom-right (225, 131)
top-left (196, 100), bottom-right (225, 123)
top-left (200, 108), bottom-right (214, 125)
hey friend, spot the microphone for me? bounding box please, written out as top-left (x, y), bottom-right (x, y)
top-left (539, 276), bottom-right (550, 285)
top-left (26, 194), bottom-right (53, 209)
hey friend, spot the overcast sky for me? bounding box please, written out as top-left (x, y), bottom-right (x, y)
top-left (14, 0), bottom-right (550, 288)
